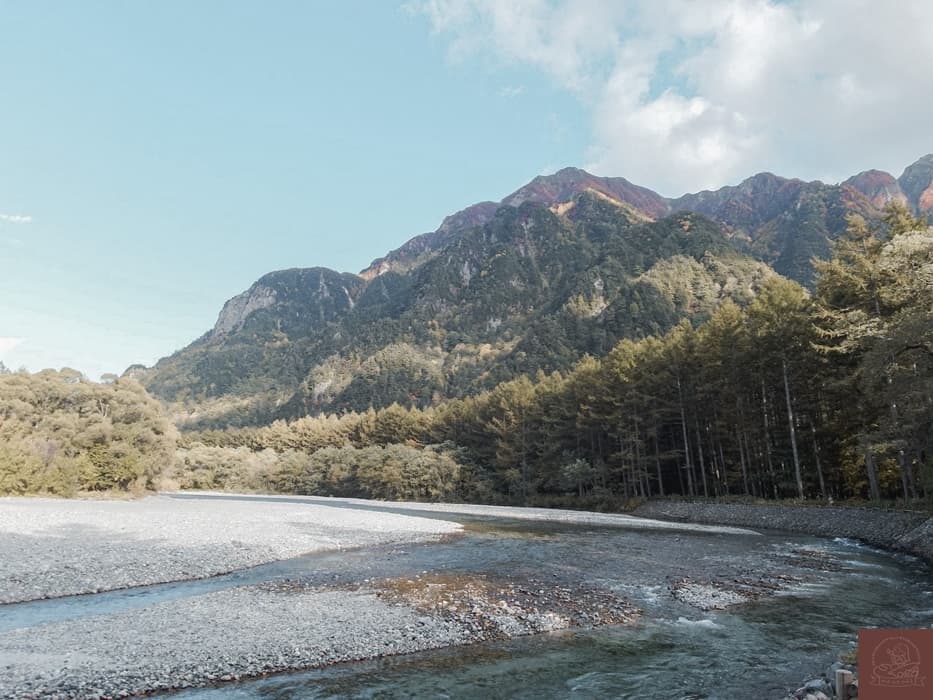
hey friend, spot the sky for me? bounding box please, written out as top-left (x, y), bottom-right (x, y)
top-left (2, 0), bottom-right (932, 379)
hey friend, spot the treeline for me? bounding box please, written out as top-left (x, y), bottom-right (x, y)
top-left (182, 204), bottom-right (932, 505)
top-left (176, 442), bottom-right (462, 501)
top-left (0, 369), bottom-right (175, 495)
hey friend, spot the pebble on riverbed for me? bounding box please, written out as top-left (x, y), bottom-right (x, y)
top-left (670, 580), bottom-right (749, 610)
top-left (669, 545), bottom-right (846, 611)
top-left (366, 573), bottom-right (640, 639)
top-left (778, 547), bottom-right (845, 572)
top-left (669, 574), bottom-right (799, 611)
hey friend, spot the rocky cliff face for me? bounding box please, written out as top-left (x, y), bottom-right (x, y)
top-left (898, 153), bottom-right (933, 213)
top-left (207, 268), bottom-right (365, 341)
top-left (211, 285), bottom-right (278, 338)
top-left (844, 169), bottom-right (908, 209)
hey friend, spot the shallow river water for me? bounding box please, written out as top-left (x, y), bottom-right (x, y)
top-left (4, 495), bottom-right (931, 699)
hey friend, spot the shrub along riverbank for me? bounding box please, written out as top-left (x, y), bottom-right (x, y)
top-left (0, 369), bottom-right (175, 496)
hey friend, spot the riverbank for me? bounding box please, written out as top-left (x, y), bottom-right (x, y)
top-left (632, 500), bottom-right (933, 565)
top-left (1, 581), bottom-right (627, 699)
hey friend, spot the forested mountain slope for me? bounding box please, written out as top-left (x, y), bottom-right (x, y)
top-left (141, 197), bottom-right (773, 426)
top-left (137, 156), bottom-right (933, 428)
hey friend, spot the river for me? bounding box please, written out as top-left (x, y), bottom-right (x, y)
top-left (3, 494), bottom-right (931, 699)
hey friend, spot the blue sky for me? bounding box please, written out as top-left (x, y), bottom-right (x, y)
top-left (2, 1), bottom-right (932, 379)
top-left (0, 2), bottom-right (585, 378)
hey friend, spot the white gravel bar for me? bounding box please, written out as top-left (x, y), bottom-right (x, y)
top-left (0, 495), bottom-right (461, 604)
top-left (0, 586), bottom-right (473, 699)
top-left (176, 491), bottom-right (761, 534)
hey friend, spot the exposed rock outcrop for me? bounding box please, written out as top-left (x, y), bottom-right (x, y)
top-left (211, 284), bottom-right (277, 338)
top-left (843, 169), bottom-right (908, 209)
top-left (899, 153), bottom-right (933, 213)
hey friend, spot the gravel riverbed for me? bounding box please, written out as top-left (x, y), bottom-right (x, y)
top-left (0, 495), bottom-right (466, 698)
top-left (0, 495), bottom-right (647, 699)
top-left (171, 491), bottom-right (759, 534)
top-left (5, 494), bottom-right (921, 699)
top-left (0, 495), bottom-right (461, 604)
top-left (1, 586), bottom-right (473, 699)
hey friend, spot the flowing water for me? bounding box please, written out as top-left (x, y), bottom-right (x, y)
top-left (3, 496), bottom-right (931, 699)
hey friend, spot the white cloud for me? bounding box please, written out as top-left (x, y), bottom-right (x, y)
top-left (499, 85), bottom-right (525, 98)
top-left (411, 0), bottom-right (933, 194)
top-left (0, 337), bottom-right (25, 355)
top-left (0, 213), bottom-right (32, 224)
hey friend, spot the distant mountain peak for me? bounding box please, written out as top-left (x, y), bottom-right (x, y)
top-left (359, 168), bottom-right (669, 280)
top-left (501, 168), bottom-right (669, 218)
top-left (845, 168), bottom-right (897, 185)
top-left (843, 169), bottom-right (906, 209)
top-left (530, 165), bottom-right (595, 180)
top-left (899, 154), bottom-right (933, 213)
top-left (360, 153), bottom-right (932, 287)
top-left (210, 267), bottom-right (364, 340)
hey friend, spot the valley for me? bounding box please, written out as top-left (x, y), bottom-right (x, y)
top-left (5, 6), bottom-right (933, 699)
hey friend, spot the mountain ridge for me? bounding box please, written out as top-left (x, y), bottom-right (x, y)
top-left (359, 155), bottom-right (933, 283)
top-left (136, 155), bottom-right (933, 427)
top-left (141, 198), bottom-right (773, 425)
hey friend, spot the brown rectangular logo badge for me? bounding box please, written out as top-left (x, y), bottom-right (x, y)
top-left (859, 629), bottom-right (933, 699)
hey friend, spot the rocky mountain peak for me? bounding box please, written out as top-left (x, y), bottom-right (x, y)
top-left (898, 154), bottom-right (933, 213)
top-left (668, 172), bottom-right (804, 231)
top-left (843, 169), bottom-right (906, 209)
top-left (436, 201), bottom-right (499, 235)
top-left (739, 171), bottom-right (795, 192)
top-left (502, 168), bottom-right (670, 219)
top-left (359, 169), bottom-right (674, 280)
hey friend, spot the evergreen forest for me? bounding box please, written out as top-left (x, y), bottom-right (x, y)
top-left (4, 203), bottom-right (929, 508)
